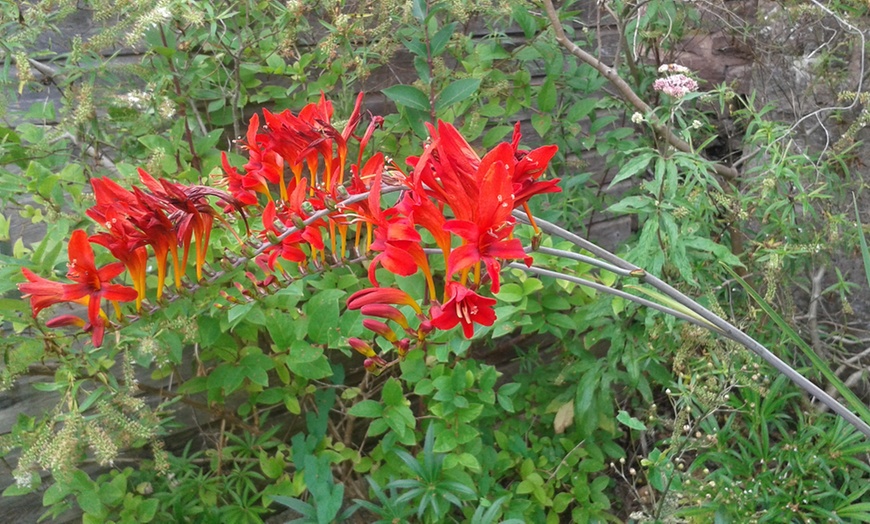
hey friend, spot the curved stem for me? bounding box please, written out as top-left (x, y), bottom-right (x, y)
top-left (522, 211), bottom-right (870, 438)
top-left (507, 263), bottom-right (723, 334)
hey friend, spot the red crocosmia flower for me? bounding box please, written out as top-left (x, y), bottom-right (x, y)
top-left (361, 169), bottom-right (436, 297)
top-left (509, 122), bottom-right (560, 208)
top-left (238, 114), bottom-right (286, 200)
top-left (443, 143), bottom-right (529, 293)
top-left (407, 121), bottom-right (479, 222)
top-left (258, 200), bottom-right (307, 271)
top-left (347, 287), bottom-right (422, 315)
top-left (360, 304), bottom-right (411, 330)
top-left (430, 282), bottom-right (497, 339)
top-left (19, 230), bottom-right (138, 346)
top-left (64, 231), bottom-right (138, 340)
top-left (222, 152), bottom-right (260, 208)
top-left (395, 192), bottom-right (451, 258)
top-left (362, 319), bottom-right (398, 343)
top-left (19, 268), bottom-right (74, 315)
top-left (263, 93), bottom-right (335, 189)
top-left (125, 187), bottom-right (181, 298)
top-left (88, 207), bottom-right (149, 310)
top-left (138, 168), bottom-right (242, 282)
top-left (285, 178), bottom-right (326, 252)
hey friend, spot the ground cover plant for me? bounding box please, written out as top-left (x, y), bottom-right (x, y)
top-left (3, 0), bottom-right (870, 523)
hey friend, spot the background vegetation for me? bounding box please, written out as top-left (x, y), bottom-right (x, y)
top-left (2, 0), bottom-right (870, 522)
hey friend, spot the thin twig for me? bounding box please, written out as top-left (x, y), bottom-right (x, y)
top-left (541, 0), bottom-right (739, 183)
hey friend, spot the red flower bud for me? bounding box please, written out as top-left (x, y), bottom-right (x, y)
top-left (362, 319), bottom-right (398, 343)
top-left (360, 304), bottom-right (410, 330)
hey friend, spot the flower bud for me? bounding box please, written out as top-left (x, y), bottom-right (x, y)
top-left (300, 201), bottom-right (316, 216)
top-left (46, 314), bottom-right (86, 328)
top-left (323, 196), bottom-right (338, 212)
top-left (362, 319), bottom-right (398, 343)
top-left (396, 338), bottom-right (411, 358)
top-left (348, 337), bottom-right (376, 358)
top-left (360, 304), bottom-right (410, 330)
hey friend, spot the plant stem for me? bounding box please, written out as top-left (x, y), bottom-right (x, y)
top-left (521, 211), bottom-right (870, 438)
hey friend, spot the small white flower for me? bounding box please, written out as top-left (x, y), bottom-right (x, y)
top-left (631, 112), bottom-right (644, 124)
top-left (658, 63), bottom-right (690, 74)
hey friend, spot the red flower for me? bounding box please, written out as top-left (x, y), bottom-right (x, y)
top-left (347, 287), bottom-right (422, 315)
top-left (509, 122), bottom-right (560, 208)
top-left (88, 212), bottom-right (149, 310)
top-left (138, 168), bottom-right (241, 281)
top-left (442, 143), bottom-right (529, 293)
top-left (19, 230), bottom-right (138, 346)
top-left (430, 282), bottom-right (497, 338)
top-left (258, 200), bottom-right (307, 271)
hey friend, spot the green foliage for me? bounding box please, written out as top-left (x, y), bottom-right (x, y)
top-left (2, 1), bottom-right (870, 523)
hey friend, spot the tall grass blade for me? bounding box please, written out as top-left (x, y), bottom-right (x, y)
top-left (852, 192), bottom-right (870, 289)
top-left (724, 266), bottom-right (870, 428)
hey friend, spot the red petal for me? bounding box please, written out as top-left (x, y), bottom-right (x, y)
top-left (442, 220), bottom-right (479, 243)
top-left (102, 284), bottom-right (139, 303)
top-left (97, 262), bottom-right (127, 282)
top-left (68, 230), bottom-right (97, 275)
top-left (446, 244), bottom-right (480, 278)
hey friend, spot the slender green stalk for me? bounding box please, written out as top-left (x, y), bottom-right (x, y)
top-left (506, 263), bottom-right (722, 333)
top-left (520, 211), bottom-right (870, 439)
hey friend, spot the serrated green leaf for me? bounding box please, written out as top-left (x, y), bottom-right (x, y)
top-left (609, 151), bottom-right (655, 188)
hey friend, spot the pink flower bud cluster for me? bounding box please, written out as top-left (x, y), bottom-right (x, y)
top-left (653, 74), bottom-right (698, 98)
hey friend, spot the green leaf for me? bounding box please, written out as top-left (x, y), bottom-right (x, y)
top-left (436, 78), bottom-right (480, 111)
top-left (348, 400), bottom-right (383, 418)
top-left (531, 113), bottom-right (552, 138)
top-left (304, 289), bottom-right (344, 344)
top-left (430, 22), bottom-right (456, 56)
top-left (609, 151), bottom-right (655, 188)
top-left (284, 342), bottom-right (332, 380)
top-left (482, 125), bottom-right (513, 148)
top-left (567, 97), bottom-right (598, 121)
top-left (43, 483), bottom-right (68, 506)
top-left (434, 428), bottom-right (458, 453)
top-left (616, 410), bottom-right (648, 431)
top-left (383, 85), bottom-right (430, 112)
top-left (496, 283), bottom-right (524, 303)
top-left (382, 377), bottom-right (405, 407)
top-left (512, 4), bottom-right (537, 38)
top-left (537, 77), bottom-right (557, 112)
